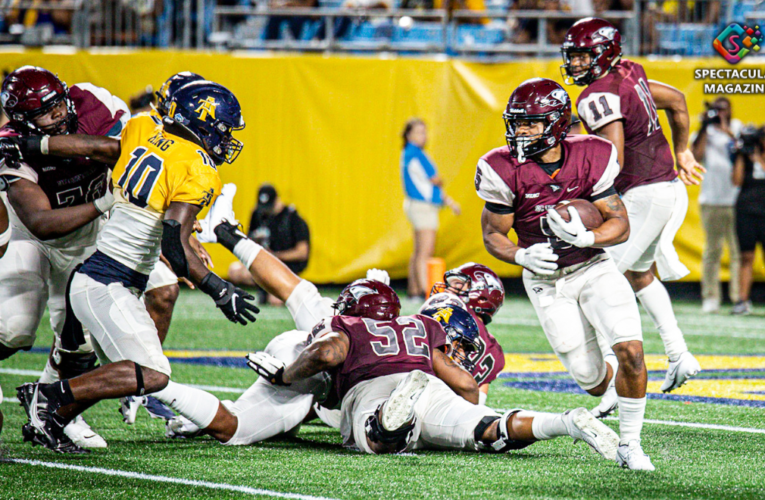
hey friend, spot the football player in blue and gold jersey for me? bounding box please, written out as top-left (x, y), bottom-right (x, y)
top-left (16, 81), bottom-right (259, 454)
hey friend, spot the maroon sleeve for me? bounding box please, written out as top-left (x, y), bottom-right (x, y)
top-left (416, 315), bottom-right (447, 354)
top-left (69, 84), bottom-right (128, 137)
top-left (479, 333), bottom-right (505, 385)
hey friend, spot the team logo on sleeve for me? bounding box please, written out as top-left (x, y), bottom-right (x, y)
top-left (197, 187), bottom-right (216, 208)
top-left (195, 97), bottom-right (219, 122)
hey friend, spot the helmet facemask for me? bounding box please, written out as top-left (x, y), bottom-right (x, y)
top-left (14, 91), bottom-right (77, 136)
top-left (503, 114), bottom-right (559, 163)
top-left (446, 328), bottom-right (479, 371)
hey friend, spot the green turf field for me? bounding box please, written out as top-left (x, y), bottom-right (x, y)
top-left (1, 289), bottom-right (764, 499)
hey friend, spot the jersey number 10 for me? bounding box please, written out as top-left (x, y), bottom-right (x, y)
top-left (118, 146), bottom-right (165, 208)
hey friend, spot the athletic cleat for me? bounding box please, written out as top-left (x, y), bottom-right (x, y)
top-left (661, 351), bottom-right (702, 393)
top-left (165, 415), bottom-right (202, 439)
top-left (564, 407), bottom-right (619, 461)
top-left (616, 440), bottom-right (655, 471)
top-left (64, 415), bottom-right (107, 449)
top-left (119, 396), bottom-right (144, 425)
top-left (198, 183), bottom-right (238, 243)
top-left (143, 396), bottom-right (176, 420)
top-left (731, 300), bottom-right (752, 316)
top-left (17, 383), bottom-right (88, 454)
top-left (590, 385), bottom-right (619, 419)
top-left (380, 370), bottom-right (429, 432)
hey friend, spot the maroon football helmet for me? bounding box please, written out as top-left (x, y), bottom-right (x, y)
top-left (431, 263), bottom-right (504, 325)
top-left (503, 78), bottom-right (572, 161)
top-left (333, 279), bottom-right (401, 321)
top-left (560, 18), bottom-right (622, 86)
top-left (0, 66), bottom-right (77, 135)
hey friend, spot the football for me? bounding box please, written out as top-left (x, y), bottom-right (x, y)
top-left (554, 199), bottom-right (604, 230)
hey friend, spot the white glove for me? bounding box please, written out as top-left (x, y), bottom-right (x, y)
top-left (198, 183), bottom-right (238, 243)
top-left (515, 243), bottom-right (559, 275)
top-left (93, 189), bottom-right (115, 215)
top-left (546, 207), bottom-right (596, 248)
top-left (246, 351), bottom-right (289, 385)
top-left (366, 268), bottom-right (390, 285)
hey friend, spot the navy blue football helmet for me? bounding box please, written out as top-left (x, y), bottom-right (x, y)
top-left (166, 81), bottom-right (244, 165)
top-left (421, 304), bottom-right (480, 370)
top-left (156, 72), bottom-right (204, 117)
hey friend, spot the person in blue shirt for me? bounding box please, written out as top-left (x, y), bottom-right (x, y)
top-left (401, 118), bottom-right (461, 300)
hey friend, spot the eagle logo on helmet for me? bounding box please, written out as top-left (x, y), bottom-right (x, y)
top-left (539, 88), bottom-right (569, 108)
top-left (195, 96), bottom-right (218, 122)
top-left (348, 284), bottom-right (375, 300)
top-left (1, 91), bottom-right (13, 107)
top-left (592, 26), bottom-right (617, 43)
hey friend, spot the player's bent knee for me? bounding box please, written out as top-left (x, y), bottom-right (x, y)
top-left (146, 283), bottom-right (180, 308)
top-left (141, 366), bottom-right (170, 394)
top-left (613, 341), bottom-right (645, 374)
top-left (570, 360), bottom-right (605, 392)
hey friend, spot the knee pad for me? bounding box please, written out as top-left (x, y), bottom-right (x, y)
top-left (52, 349), bottom-right (98, 378)
top-left (474, 411), bottom-right (533, 453)
top-left (570, 358), bottom-right (605, 389)
top-left (364, 405), bottom-right (415, 454)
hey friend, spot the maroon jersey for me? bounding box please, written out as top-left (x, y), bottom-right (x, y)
top-left (0, 83), bottom-right (128, 210)
top-left (475, 135), bottom-right (619, 269)
top-left (466, 308), bottom-right (505, 386)
top-left (310, 314), bottom-right (447, 401)
top-left (576, 59), bottom-right (676, 194)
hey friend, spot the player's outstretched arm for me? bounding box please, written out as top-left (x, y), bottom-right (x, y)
top-left (281, 332), bottom-right (349, 384)
top-left (1, 134), bottom-right (121, 166)
top-left (165, 201), bottom-right (259, 325)
top-left (7, 178), bottom-right (114, 240)
top-left (481, 208), bottom-right (519, 264)
top-left (590, 193), bottom-right (630, 247)
top-left (648, 80), bottom-right (705, 185)
top-left (432, 348), bottom-right (479, 404)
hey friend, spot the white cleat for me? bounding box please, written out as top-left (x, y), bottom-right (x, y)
top-left (616, 440), bottom-right (655, 471)
top-left (661, 351), bottom-right (702, 393)
top-left (590, 385), bottom-right (619, 419)
top-left (564, 407), bottom-right (619, 461)
top-left (119, 396), bottom-right (144, 425)
top-left (381, 370), bottom-right (429, 432)
top-left (165, 415), bottom-right (201, 439)
top-left (64, 415), bottom-right (107, 449)
top-left (197, 183), bottom-right (238, 243)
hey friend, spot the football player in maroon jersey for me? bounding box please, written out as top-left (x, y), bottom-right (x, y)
top-left (249, 279), bottom-right (619, 460)
top-left (0, 66), bottom-right (183, 446)
top-left (561, 18), bottom-right (702, 394)
top-left (475, 78), bottom-right (654, 470)
top-left (422, 263), bottom-right (506, 405)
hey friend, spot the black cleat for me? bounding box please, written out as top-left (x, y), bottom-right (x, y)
top-left (213, 220), bottom-right (247, 253)
top-left (16, 383), bottom-right (89, 454)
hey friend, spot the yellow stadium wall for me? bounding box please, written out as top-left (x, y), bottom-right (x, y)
top-left (2, 50), bottom-right (762, 283)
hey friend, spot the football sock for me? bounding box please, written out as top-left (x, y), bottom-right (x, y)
top-left (233, 239), bottom-right (262, 270)
top-left (152, 381), bottom-right (219, 429)
top-left (636, 279), bottom-right (687, 362)
top-left (286, 279), bottom-right (335, 332)
top-left (39, 358), bottom-right (60, 384)
top-left (40, 380), bottom-right (76, 409)
top-left (529, 412), bottom-right (568, 440)
top-left (617, 396), bottom-right (646, 445)
top-left (604, 352), bottom-right (619, 385)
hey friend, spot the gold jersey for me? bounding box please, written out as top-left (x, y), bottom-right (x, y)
top-left (98, 113), bottom-right (221, 274)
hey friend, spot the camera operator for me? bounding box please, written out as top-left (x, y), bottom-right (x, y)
top-left (691, 97), bottom-right (742, 313)
top-left (730, 125), bottom-right (765, 315)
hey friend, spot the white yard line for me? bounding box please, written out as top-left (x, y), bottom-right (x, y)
top-left (603, 417), bottom-right (765, 434)
top-left (1, 459), bottom-right (340, 500)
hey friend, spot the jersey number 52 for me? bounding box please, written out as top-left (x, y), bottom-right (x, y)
top-left (117, 146), bottom-right (164, 208)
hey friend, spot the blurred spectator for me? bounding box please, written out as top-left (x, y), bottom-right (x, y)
top-left (691, 97), bottom-right (741, 314)
top-left (129, 85), bottom-right (156, 114)
top-left (262, 0), bottom-right (319, 41)
top-left (400, 118), bottom-right (460, 300)
top-left (3, 0), bottom-right (76, 36)
top-left (731, 125), bottom-right (765, 315)
top-left (228, 184), bottom-right (310, 305)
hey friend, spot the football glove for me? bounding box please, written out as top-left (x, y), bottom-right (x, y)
top-left (0, 137), bottom-right (22, 168)
top-left (246, 352), bottom-right (289, 386)
top-left (199, 273), bottom-right (259, 325)
top-left (514, 243), bottom-right (559, 275)
top-left (546, 207), bottom-right (595, 248)
top-left (365, 268), bottom-right (390, 285)
top-left (197, 183), bottom-right (238, 243)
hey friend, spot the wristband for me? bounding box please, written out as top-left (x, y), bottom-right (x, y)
top-left (0, 224), bottom-right (11, 247)
top-left (18, 136), bottom-right (44, 157)
top-left (40, 135), bottom-right (50, 155)
top-left (199, 272), bottom-right (226, 299)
